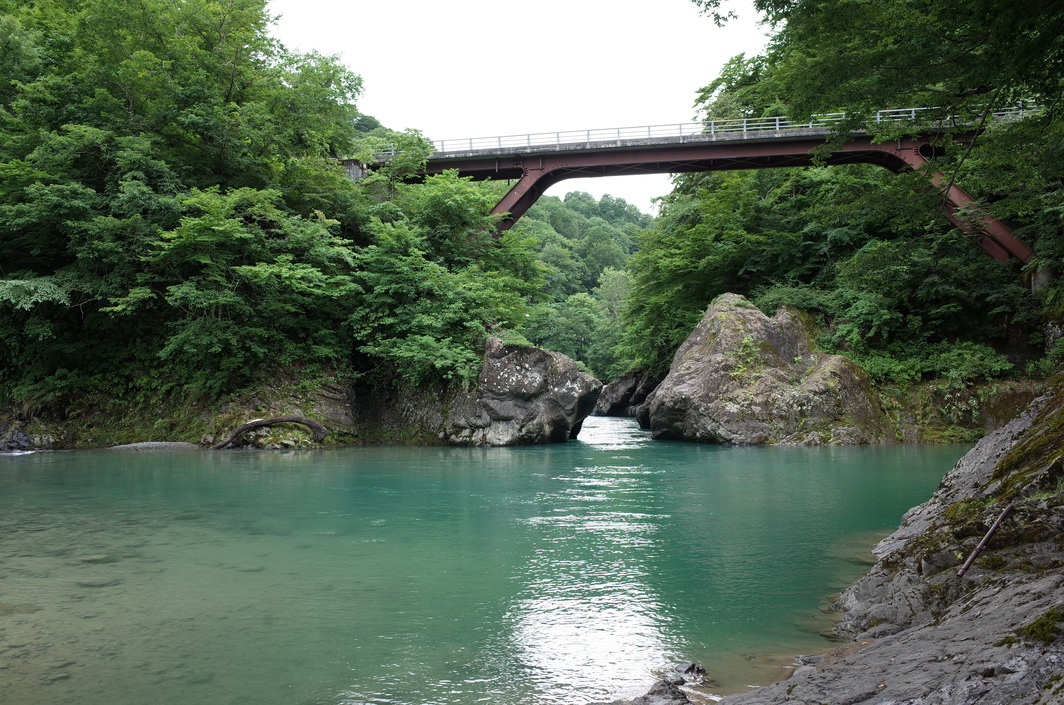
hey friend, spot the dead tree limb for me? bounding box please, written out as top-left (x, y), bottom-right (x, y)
top-left (957, 501), bottom-right (1015, 578)
top-left (209, 416), bottom-right (327, 450)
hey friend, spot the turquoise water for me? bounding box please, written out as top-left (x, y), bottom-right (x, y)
top-left (0, 417), bottom-right (967, 705)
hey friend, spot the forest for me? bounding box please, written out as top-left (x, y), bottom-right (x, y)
top-left (0, 0), bottom-right (1061, 418)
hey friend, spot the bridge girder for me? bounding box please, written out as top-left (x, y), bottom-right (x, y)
top-left (420, 133), bottom-right (1033, 263)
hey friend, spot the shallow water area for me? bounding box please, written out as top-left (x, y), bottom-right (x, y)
top-left (0, 419), bottom-right (968, 704)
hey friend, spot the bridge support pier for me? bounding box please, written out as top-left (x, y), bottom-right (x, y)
top-left (890, 149), bottom-right (1033, 263)
top-left (490, 161), bottom-right (564, 231)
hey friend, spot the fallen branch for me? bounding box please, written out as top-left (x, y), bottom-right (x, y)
top-left (209, 416), bottom-right (327, 450)
top-left (957, 501), bottom-right (1015, 578)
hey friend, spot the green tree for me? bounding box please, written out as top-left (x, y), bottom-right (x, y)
top-left (105, 188), bottom-right (359, 395)
top-left (0, 0), bottom-right (552, 407)
top-left (576, 220), bottom-right (628, 288)
top-left (692, 0), bottom-right (1064, 122)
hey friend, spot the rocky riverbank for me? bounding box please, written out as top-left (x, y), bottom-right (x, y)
top-left (0, 337), bottom-right (601, 449)
top-left (713, 375), bottom-right (1064, 705)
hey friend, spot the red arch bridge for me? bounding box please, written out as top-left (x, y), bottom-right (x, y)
top-left (344, 108), bottom-right (1035, 263)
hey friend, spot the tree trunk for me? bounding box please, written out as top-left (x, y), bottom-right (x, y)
top-left (209, 416), bottom-right (327, 450)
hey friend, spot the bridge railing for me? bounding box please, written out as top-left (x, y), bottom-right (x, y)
top-left (427, 105), bottom-right (1036, 155)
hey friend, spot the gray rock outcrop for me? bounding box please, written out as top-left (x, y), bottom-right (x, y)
top-left (1, 421), bottom-right (32, 450)
top-left (594, 369), bottom-right (661, 417)
top-left (352, 337), bottom-right (602, 446)
top-left (445, 337), bottom-right (602, 445)
top-left (0, 418), bottom-right (57, 450)
top-left (639, 293), bottom-right (891, 444)
top-left (719, 376), bottom-right (1064, 705)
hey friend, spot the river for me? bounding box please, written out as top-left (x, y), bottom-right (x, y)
top-left (0, 417), bottom-right (968, 705)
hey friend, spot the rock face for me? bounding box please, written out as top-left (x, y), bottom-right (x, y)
top-left (352, 337), bottom-right (602, 446)
top-left (638, 293), bottom-right (891, 444)
top-left (594, 369), bottom-right (661, 417)
top-left (445, 337), bottom-right (603, 445)
top-left (719, 376), bottom-right (1064, 705)
top-left (0, 421), bottom-right (32, 450)
top-left (0, 418), bottom-right (57, 450)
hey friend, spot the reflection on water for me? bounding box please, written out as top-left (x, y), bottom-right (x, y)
top-left (0, 419), bottom-right (968, 705)
top-left (510, 446), bottom-right (672, 701)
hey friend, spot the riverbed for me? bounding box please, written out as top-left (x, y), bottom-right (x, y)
top-left (0, 417), bottom-right (967, 704)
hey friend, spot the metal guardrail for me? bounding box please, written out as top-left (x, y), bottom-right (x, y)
top-left (427, 105), bottom-right (1036, 155)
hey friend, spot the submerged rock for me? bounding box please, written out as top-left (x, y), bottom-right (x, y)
top-left (718, 376), bottom-right (1064, 705)
top-left (639, 293), bottom-right (890, 444)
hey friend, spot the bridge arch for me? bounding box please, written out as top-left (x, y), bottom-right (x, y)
top-left (405, 115), bottom-right (1034, 263)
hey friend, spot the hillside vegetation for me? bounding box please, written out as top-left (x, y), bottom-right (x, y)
top-left (0, 0), bottom-right (1060, 424)
top-left (620, 0), bottom-right (1064, 385)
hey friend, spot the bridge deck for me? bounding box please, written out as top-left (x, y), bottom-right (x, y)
top-left (428, 125), bottom-right (842, 161)
top-left (344, 108), bottom-right (1035, 263)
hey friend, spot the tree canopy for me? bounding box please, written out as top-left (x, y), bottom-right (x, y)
top-left (694, 0), bottom-right (1064, 121)
top-left (0, 0), bottom-right (541, 405)
top-left (615, 0), bottom-right (1064, 382)
top-left (0, 0), bottom-right (1060, 416)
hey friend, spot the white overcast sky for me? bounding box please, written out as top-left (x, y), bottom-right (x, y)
top-left (266, 0), bottom-right (769, 214)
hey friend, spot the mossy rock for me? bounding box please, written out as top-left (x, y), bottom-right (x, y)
top-left (993, 374), bottom-right (1064, 498)
top-left (1015, 607), bottom-right (1064, 644)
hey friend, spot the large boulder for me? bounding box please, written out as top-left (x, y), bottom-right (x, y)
top-left (352, 337), bottom-right (602, 446)
top-left (639, 293), bottom-right (891, 444)
top-left (445, 337), bottom-right (602, 445)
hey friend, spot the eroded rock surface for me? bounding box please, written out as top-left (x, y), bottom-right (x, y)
top-left (719, 377), bottom-right (1064, 705)
top-left (1, 420), bottom-right (32, 450)
top-left (639, 293), bottom-right (891, 444)
top-left (353, 337), bottom-right (602, 446)
top-left (445, 337), bottom-right (602, 445)
top-left (587, 680), bottom-right (693, 705)
top-left (0, 418), bottom-right (57, 449)
top-left (594, 369), bottom-right (661, 417)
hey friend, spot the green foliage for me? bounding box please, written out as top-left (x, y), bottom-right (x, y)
top-left (695, 54), bottom-right (782, 121)
top-left (349, 216), bottom-right (533, 387)
top-left (512, 192), bottom-right (649, 379)
top-left (104, 187), bottom-right (359, 395)
top-left (0, 0), bottom-right (547, 408)
top-left (621, 160), bottom-right (1039, 380)
top-left (695, 0), bottom-right (1064, 124)
top-left (353, 128), bottom-right (434, 197)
